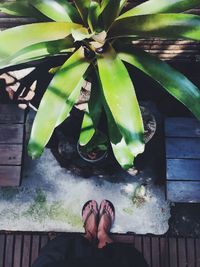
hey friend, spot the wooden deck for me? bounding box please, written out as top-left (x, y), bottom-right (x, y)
top-left (165, 117), bottom-right (200, 203)
top-left (0, 105), bottom-right (25, 187)
top-left (0, 232), bottom-right (200, 267)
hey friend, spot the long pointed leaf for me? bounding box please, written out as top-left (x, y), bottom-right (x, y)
top-left (118, 0), bottom-right (200, 19)
top-left (55, 78), bottom-right (84, 127)
top-left (97, 44), bottom-right (144, 156)
top-left (79, 80), bottom-right (102, 145)
top-left (0, 1), bottom-right (45, 19)
top-left (101, 0), bottom-right (121, 30)
top-left (31, 0), bottom-right (81, 23)
top-left (0, 22), bottom-right (81, 60)
top-left (0, 38), bottom-right (74, 69)
top-left (117, 45), bottom-right (200, 120)
top-left (100, 84), bottom-right (135, 169)
top-left (88, 1), bottom-right (100, 32)
top-left (28, 47), bottom-right (90, 158)
top-left (74, 0), bottom-right (90, 26)
top-left (109, 14), bottom-right (200, 41)
top-left (95, 71), bottom-right (135, 169)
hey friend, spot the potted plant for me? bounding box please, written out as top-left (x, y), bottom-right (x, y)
top-left (0, 0), bottom-right (199, 170)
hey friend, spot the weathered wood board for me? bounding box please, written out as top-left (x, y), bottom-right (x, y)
top-left (165, 117), bottom-right (200, 203)
top-left (1, 232), bottom-right (200, 267)
top-left (0, 104), bottom-right (25, 187)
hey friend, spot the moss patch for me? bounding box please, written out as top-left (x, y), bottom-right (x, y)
top-left (23, 188), bottom-right (82, 228)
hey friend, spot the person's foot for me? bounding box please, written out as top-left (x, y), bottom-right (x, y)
top-left (82, 200), bottom-right (98, 243)
top-left (97, 200), bottom-right (115, 248)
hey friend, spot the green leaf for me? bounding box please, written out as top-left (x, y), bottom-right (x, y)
top-left (109, 14), bottom-right (200, 41)
top-left (71, 27), bottom-right (93, 41)
top-left (94, 71), bottom-right (135, 169)
top-left (88, 1), bottom-right (101, 32)
top-left (0, 1), bottom-right (45, 19)
top-left (118, 0), bottom-right (200, 19)
top-left (31, 0), bottom-right (81, 23)
top-left (97, 44), bottom-right (144, 157)
top-left (55, 78), bottom-right (84, 127)
top-left (28, 47), bottom-right (90, 159)
top-left (74, 0), bottom-right (90, 26)
top-left (101, 90), bottom-right (135, 170)
top-left (101, 0), bottom-right (121, 30)
top-left (117, 44), bottom-right (200, 120)
top-left (79, 79), bottom-right (102, 145)
top-left (0, 22), bottom-right (81, 60)
top-left (0, 38), bottom-right (74, 69)
top-left (119, 0), bottom-right (127, 13)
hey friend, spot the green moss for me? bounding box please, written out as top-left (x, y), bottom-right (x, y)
top-left (23, 188), bottom-right (82, 227)
top-left (123, 206), bottom-right (134, 215)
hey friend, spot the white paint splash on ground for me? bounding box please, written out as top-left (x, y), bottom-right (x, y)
top-left (0, 149), bottom-right (170, 234)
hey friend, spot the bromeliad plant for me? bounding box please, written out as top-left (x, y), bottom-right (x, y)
top-left (0, 0), bottom-right (200, 169)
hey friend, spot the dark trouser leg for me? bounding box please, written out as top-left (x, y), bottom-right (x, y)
top-left (31, 234), bottom-right (94, 267)
top-left (102, 242), bottom-right (149, 267)
top-left (31, 234), bottom-right (72, 267)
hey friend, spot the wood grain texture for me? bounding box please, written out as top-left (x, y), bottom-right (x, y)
top-left (196, 239), bottom-right (200, 267)
top-left (30, 235), bottom-right (40, 265)
top-left (166, 138), bottom-right (200, 159)
top-left (143, 236), bottom-right (151, 267)
top-left (0, 234), bottom-right (5, 267)
top-left (0, 125), bottom-right (24, 144)
top-left (151, 237), bottom-right (160, 267)
top-left (169, 238), bottom-right (178, 267)
top-left (13, 234), bottom-right (23, 267)
top-left (0, 144), bottom-right (22, 165)
top-left (160, 237), bottom-right (169, 267)
top-left (167, 159), bottom-right (200, 181)
top-left (0, 105), bottom-right (25, 124)
top-left (178, 238), bottom-right (187, 267)
top-left (167, 181), bottom-right (200, 203)
top-left (165, 118), bottom-right (200, 138)
top-left (0, 233), bottom-right (200, 267)
top-left (0, 166), bottom-right (21, 186)
top-left (4, 235), bottom-right (14, 267)
top-left (22, 235), bottom-right (31, 267)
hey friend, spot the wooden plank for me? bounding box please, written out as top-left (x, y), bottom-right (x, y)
top-left (0, 166), bottom-right (21, 186)
top-left (0, 234), bottom-right (5, 267)
top-left (39, 235), bottom-right (49, 250)
top-left (22, 235), bottom-right (31, 267)
top-left (195, 239), bottom-right (200, 267)
top-left (160, 237), bottom-right (169, 267)
top-left (143, 236), bottom-right (151, 267)
top-left (167, 181), bottom-right (200, 202)
top-left (151, 237), bottom-right (160, 267)
top-left (4, 234), bottom-right (14, 267)
top-left (112, 234), bottom-right (134, 243)
top-left (0, 105), bottom-right (25, 124)
top-left (165, 118), bottom-right (200, 138)
top-left (186, 238), bottom-right (195, 267)
top-left (134, 236), bottom-right (142, 253)
top-left (13, 234), bottom-right (23, 267)
top-left (166, 138), bottom-right (200, 159)
top-left (30, 235), bottom-right (40, 265)
top-left (177, 238), bottom-right (187, 267)
top-left (167, 159), bottom-right (200, 181)
top-left (0, 124), bottom-right (24, 144)
top-left (0, 145), bottom-right (22, 165)
top-left (169, 238), bottom-right (178, 267)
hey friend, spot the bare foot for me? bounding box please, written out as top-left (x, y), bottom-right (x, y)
top-left (82, 200), bottom-right (98, 243)
top-left (97, 200), bottom-right (115, 248)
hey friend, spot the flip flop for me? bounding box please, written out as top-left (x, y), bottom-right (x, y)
top-left (82, 200), bottom-right (99, 227)
top-left (99, 199), bottom-right (115, 229)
